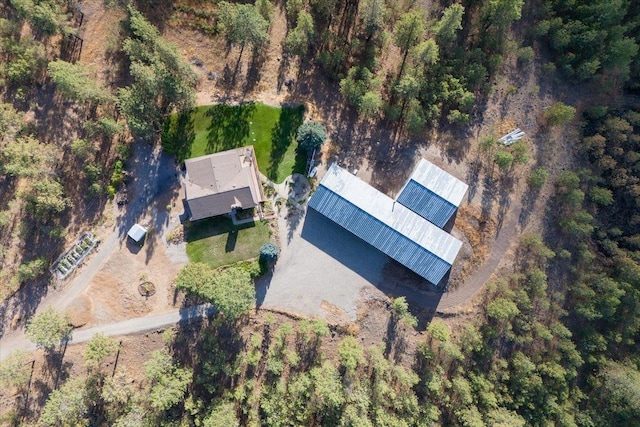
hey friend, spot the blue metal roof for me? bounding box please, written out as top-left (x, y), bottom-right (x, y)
top-left (397, 159), bottom-right (468, 228)
top-left (396, 181), bottom-right (457, 228)
top-left (308, 165), bottom-right (462, 285)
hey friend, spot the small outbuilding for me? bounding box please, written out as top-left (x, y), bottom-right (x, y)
top-left (127, 224), bottom-right (148, 245)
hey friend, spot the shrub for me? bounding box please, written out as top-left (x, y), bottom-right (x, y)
top-left (544, 102), bottom-right (576, 126)
top-left (297, 121), bottom-right (327, 153)
top-left (528, 167), bottom-right (548, 189)
top-left (260, 242), bottom-right (279, 262)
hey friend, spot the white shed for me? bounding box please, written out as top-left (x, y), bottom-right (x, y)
top-left (127, 224), bottom-right (148, 244)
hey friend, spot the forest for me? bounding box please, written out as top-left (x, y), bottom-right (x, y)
top-left (0, 0), bottom-right (640, 425)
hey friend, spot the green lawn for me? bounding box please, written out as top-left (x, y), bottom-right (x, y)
top-left (186, 216), bottom-right (271, 269)
top-left (162, 102), bottom-right (306, 183)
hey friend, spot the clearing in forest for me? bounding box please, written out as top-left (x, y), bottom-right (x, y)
top-left (162, 102), bottom-right (306, 183)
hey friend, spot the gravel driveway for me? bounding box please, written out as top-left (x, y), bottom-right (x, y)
top-left (257, 208), bottom-right (390, 320)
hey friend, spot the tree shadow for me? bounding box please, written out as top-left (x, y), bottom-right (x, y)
top-left (267, 105), bottom-right (305, 180)
top-left (204, 103), bottom-right (256, 154)
top-left (518, 186), bottom-right (539, 228)
top-left (161, 110), bottom-right (195, 162)
top-left (480, 175), bottom-right (497, 221)
top-left (244, 46), bottom-right (268, 96)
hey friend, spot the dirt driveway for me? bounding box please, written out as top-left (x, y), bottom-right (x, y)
top-left (257, 208), bottom-right (391, 322)
top-left (65, 143), bottom-right (188, 327)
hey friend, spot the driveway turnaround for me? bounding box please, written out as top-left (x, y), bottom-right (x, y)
top-left (257, 209), bottom-right (390, 320)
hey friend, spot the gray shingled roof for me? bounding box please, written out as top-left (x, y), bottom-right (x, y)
top-left (184, 147), bottom-right (263, 221)
top-left (309, 164), bottom-right (463, 285)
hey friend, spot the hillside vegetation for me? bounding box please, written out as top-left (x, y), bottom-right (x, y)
top-left (0, 0), bottom-right (640, 426)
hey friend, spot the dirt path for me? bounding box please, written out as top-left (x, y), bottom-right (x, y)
top-left (0, 304), bottom-right (215, 360)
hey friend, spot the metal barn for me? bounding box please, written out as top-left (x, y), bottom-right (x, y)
top-left (309, 164), bottom-right (462, 286)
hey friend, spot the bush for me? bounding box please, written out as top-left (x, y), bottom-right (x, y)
top-left (544, 102), bottom-right (576, 126)
top-left (528, 167), bottom-right (548, 189)
top-left (297, 121), bottom-right (327, 153)
top-left (260, 242), bottom-right (279, 262)
top-left (517, 46), bottom-right (534, 65)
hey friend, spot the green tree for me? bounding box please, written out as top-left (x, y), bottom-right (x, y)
top-left (209, 267), bottom-right (256, 320)
top-left (260, 242), bottom-right (279, 262)
top-left (70, 138), bottom-right (96, 160)
top-left (589, 186), bottom-right (614, 206)
top-left (338, 335), bottom-right (364, 373)
top-left (310, 362), bottom-right (346, 412)
top-left (176, 263), bottom-right (255, 320)
top-left (528, 167), bottom-right (548, 189)
top-left (393, 74), bottom-right (420, 123)
top-left (18, 258), bottom-right (46, 283)
top-left (1, 136), bottom-right (56, 178)
top-left (494, 150), bottom-right (514, 170)
top-left (255, 0), bottom-right (274, 23)
top-left (358, 0), bottom-right (386, 40)
top-left (176, 262), bottom-right (213, 293)
top-left (297, 120), bottom-right (327, 153)
top-left (0, 350), bottom-right (31, 392)
top-left (360, 91), bottom-right (382, 117)
top-left (544, 102), bottom-right (576, 126)
top-left (84, 333), bottom-right (119, 369)
top-left (25, 307), bottom-right (72, 350)
top-left (118, 6), bottom-right (196, 140)
top-left (21, 178), bottom-right (71, 218)
top-left (391, 296), bottom-right (418, 327)
top-left (48, 60), bottom-right (112, 104)
top-left (217, 2), bottom-right (269, 57)
top-left (600, 362), bottom-right (640, 424)
top-left (285, 0), bottom-right (303, 22)
top-left (0, 103), bottom-right (23, 140)
top-left (143, 349), bottom-right (192, 411)
top-left (39, 376), bottom-right (88, 426)
top-left (412, 39), bottom-right (439, 68)
top-left (284, 11), bottom-right (315, 56)
top-left (204, 400), bottom-right (240, 427)
top-left (393, 11), bottom-right (425, 78)
top-left (434, 4), bottom-right (464, 45)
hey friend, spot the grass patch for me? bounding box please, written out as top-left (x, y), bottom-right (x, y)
top-left (162, 102), bottom-right (306, 183)
top-left (186, 216), bottom-right (271, 269)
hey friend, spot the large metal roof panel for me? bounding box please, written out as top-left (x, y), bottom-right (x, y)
top-left (314, 164), bottom-right (462, 265)
top-left (309, 186), bottom-right (453, 284)
top-left (404, 159), bottom-right (468, 207)
top-left (396, 181), bottom-right (457, 228)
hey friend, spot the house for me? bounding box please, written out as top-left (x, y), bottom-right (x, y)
top-left (396, 159), bottom-right (468, 230)
top-left (184, 146), bottom-right (265, 221)
top-left (127, 224), bottom-right (147, 245)
top-left (308, 164), bottom-right (463, 287)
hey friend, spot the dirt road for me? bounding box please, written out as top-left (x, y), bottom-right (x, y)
top-left (0, 304), bottom-right (215, 360)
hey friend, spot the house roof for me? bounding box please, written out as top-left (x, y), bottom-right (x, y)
top-left (127, 224), bottom-right (147, 242)
top-left (309, 164), bottom-right (463, 285)
top-left (184, 147), bottom-right (263, 221)
top-left (396, 159), bottom-right (468, 228)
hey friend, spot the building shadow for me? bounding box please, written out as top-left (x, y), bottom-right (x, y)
top-left (296, 209), bottom-right (445, 313)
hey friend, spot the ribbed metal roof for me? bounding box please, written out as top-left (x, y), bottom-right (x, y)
top-left (396, 181), bottom-right (456, 228)
top-left (403, 159), bottom-right (468, 207)
top-left (308, 165), bottom-right (463, 284)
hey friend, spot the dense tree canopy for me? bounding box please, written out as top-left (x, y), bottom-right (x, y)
top-left (118, 6), bottom-right (196, 140)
